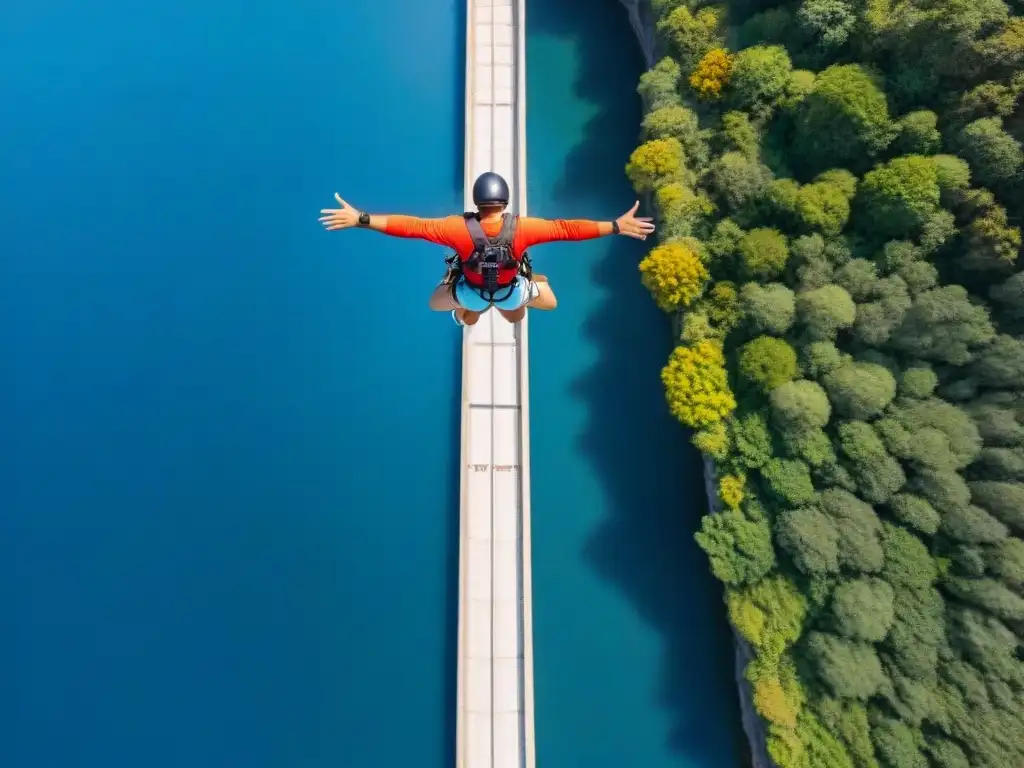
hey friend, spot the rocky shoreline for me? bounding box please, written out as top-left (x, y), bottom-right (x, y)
top-left (618, 2), bottom-right (776, 765)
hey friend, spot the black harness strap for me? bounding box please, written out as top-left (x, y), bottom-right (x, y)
top-left (462, 213), bottom-right (521, 304)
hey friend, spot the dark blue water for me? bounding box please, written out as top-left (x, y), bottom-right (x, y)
top-left (2, 2), bottom-right (464, 766)
top-left (3, 0), bottom-right (741, 766)
top-left (526, 1), bottom-right (743, 765)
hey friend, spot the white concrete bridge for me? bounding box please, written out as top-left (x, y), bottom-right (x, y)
top-left (454, 0), bottom-right (534, 766)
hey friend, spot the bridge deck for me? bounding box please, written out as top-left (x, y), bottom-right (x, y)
top-left (455, 0), bottom-right (534, 766)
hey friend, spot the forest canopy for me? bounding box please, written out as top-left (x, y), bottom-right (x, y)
top-left (633, 0), bottom-right (1024, 765)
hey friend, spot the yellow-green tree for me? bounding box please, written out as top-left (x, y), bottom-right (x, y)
top-left (690, 48), bottom-right (734, 99)
top-left (693, 420), bottom-right (731, 459)
top-left (639, 239), bottom-right (710, 312)
top-left (626, 137), bottom-right (686, 192)
top-left (719, 473), bottom-right (746, 509)
top-left (661, 340), bottom-right (737, 428)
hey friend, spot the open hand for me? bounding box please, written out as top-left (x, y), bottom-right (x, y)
top-left (615, 201), bottom-right (656, 240)
top-left (319, 193), bottom-right (361, 231)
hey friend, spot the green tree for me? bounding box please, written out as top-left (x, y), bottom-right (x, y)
top-left (655, 183), bottom-right (717, 240)
top-left (941, 504), bottom-right (1008, 545)
top-left (793, 64), bottom-right (895, 175)
top-left (638, 57), bottom-right (683, 112)
top-left (955, 117), bottom-right (1024, 191)
top-left (804, 632), bottom-right (887, 700)
top-left (720, 110), bottom-right (759, 158)
top-left (710, 151), bottom-right (774, 214)
top-left (855, 155), bottom-right (941, 240)
top-left (695, 509), bottom-right (777, 585)
top-left (803, 341), bottom-right (847, 378)
top-left (944, 577), bottom-right (1024, 622)
top-left (797, 284), bottom-right (856, 340)
top-left (770, 379), bottom-right (832, 432)
top-left (887, 397), bottom-right (983, 469)
top-left (888, 286), bottom-right (996, 365)
top-left (871, 718), bottom-right (928, 768)
top-left (656, 5), bottom-right (723, 71)
top-left (972, 335), bottom-right (1024, 388)
top-left (642, 104), bottom-right (711, 171)
top-left (837, 421), bottom-right (906, 503)
top-left (732, 410), bottom-right (775, 468)
top-left (729, 44), bottom-right (793, 116)
top-left (739, 335), bottom-right (799, 392)
top-left (823, 361), bottom-right (897, 420)
top-left (796, 0), bottom-right (857, 50)
top-left (776, 505), bottom-right (840, 573)
top-left (987, 537), bottom-right (1024, 588)
top-left (740, 282), bottom-right (796, 335)
top-left (989, 271), bottom-right (1024, 331)
top-left (763, 458), bottom-right (817, 507)
top-left (899, 366), bottom-right (938, 399)
top-left (893, 110), bottom-right (941, 155)
top-left (931, 154), bottom-right (972, 203)
top-left (796, 174), bottom-right (855, 236)
top-left (831, 577), bottom-right (895, 642)
top-left (728, 575), bottom-right (808, 660)
top-left (961, 200), bottom-right (1022, 275)
top-left (834, 258), bottom-right (878, 302)
top-left (967, 402), bottom-right (1024, 447)
top-left (888, 493), bottom-right (941, 535)
top-left (818, 488), bottom-right (885, 572)
top-left (969, 481), bottom-right (1024, 533)
top-left (739, 227), bottom-right (790, 281)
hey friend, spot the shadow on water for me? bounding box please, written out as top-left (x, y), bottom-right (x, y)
top-left (531, 0), bottom-right (745, 764)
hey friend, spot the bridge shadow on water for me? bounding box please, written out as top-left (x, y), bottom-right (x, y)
top-left (530, 0), bottom-right (745, 765)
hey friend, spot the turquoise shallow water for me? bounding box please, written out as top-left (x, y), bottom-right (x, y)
top-left (2, 0), bottom-right (740, 766)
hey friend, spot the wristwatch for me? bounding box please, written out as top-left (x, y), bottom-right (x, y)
top-left (358, 211), bottom-right (371, 227)
top-left (611, 220), bottom-right (620, 235)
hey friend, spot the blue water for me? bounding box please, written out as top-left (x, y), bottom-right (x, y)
top-left (2, 2), bottom-right (464, 766)
top-left (526, 1), bottom-right (743, 765)
top-left (2, 0), bottom-right (741, 766)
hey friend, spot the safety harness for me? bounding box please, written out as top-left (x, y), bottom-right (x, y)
top-left (444, 212), bottom-right (532, 304)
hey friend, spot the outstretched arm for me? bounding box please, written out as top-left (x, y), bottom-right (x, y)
top-left (518, 201), bottom-right (655, 248)
top-left (319, 194), bottom-right (460, 248)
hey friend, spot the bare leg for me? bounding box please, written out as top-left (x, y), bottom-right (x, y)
top-left (456, 308), bottom-right (483, 326)
top-left (497, 306), bottom-right (526, 323)
top-left (429, 281), bottom-right (459, 311)
top-left (527, 274), bottom-right (557, 310)
top-left (496, 275), bottom-right (556, 323)
top-left (430, 279), bottom-right (483, 326)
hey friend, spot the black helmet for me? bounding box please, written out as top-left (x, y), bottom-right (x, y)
top-left (472, 172), bottom-right (510, 207)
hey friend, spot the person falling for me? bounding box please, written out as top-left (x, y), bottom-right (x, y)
top-left (319, 171), bottom-right (655, 326)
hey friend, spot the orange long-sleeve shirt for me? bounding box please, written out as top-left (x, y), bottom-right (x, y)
top-left (383, 214), bottom-right (603, 259)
